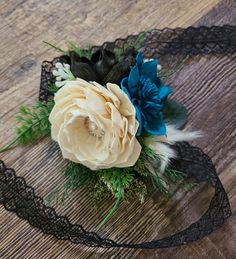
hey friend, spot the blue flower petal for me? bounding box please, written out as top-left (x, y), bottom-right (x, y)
top-left (141, 60), bottom-right (157, 83)
top-left (143, 113), bottom-right (166, 136)
top-left (141, 79), bottom-right (160, 101)
top-left (154, 76), bottom-right (162, 87)
top-left (121, 77), bottom-right (128, 87)
top-left (128, 65), bottom-right (139, 96)
top-left (136, 52), bottom-right (143, 67)
top-left (159, 86), bottom-right (172, 100)
top-left (134, 105), bottom-right (142, 136)
top-left (120, 52), bottom-right (171, 137)
top-left (143, 102), bottom-right (163, 119)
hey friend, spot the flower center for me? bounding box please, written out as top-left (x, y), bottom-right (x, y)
top-left (84, 117), bottom-right (105, 138)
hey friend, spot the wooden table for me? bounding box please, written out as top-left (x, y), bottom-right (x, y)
top-left (0, 0), bottom-right (235, 258)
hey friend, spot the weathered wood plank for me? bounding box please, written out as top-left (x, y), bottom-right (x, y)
top-left (1, 0), bottom-right (236, 258)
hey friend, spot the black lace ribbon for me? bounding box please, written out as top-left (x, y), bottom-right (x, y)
top-left (1, 25), bottom-right (235, 249)
top-left (39, 25), bottom-right (236, 102)
top-left (0, 143), bottom-right (231, 249)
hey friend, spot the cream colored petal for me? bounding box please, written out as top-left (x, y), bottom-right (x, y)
top-left (49, 79), bottom-right (142, 170)
top-left (116, 139), bottom-right (141, 167)
top-left (54, 83), bottom-right (85, 101)
top-left (85, 88), bottom-right (107, 115)
top-left (107, 83), bottom-right (136, 116)
top-left (92, 81), bottom-right (120, 106)
top-left (104, 102), bottom-right (123, 129)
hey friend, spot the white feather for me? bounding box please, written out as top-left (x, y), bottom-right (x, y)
top-left (145, 139), bottom-right (176, 174)
top-left (166, 125), bottom-right (202, 144)
top-left (145, 125), bottom-right (202, 174)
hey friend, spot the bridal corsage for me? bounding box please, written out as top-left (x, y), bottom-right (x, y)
top-left (0, 41), bottom-right (201, 228)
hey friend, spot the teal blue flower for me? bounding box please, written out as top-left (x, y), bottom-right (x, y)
top-left (121, 52), bottom-right (172, 136)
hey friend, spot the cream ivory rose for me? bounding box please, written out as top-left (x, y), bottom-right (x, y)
top-left (49, 78), bottom-right (142, 170)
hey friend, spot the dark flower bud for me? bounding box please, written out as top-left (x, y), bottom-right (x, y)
top-left (102, 58), bottom-right (134, 85)
top-left (58, 46), bottom-right (137, 86)
top-left (92, 49), bottom-right (117, 80)
top-left (70, 51), bottom-right (99, 81)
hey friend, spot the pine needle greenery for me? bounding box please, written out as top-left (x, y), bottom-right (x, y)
top-left (114, 32), bottom-right (145, 60)
top-left (45, 162), bottom-right (98, 205)
top-left (0, 100), bottom-right (54, 153)
top-left (43, 40), bottom-right (94, 60)
top-left (68, 41), bottom-right (93, 59)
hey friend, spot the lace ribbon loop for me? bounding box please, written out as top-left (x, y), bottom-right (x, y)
top-left (0, 142), bottom-right (231, 249)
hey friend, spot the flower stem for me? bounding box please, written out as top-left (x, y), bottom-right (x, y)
top-left (96, 189), bottom-right (123, 230)
top-left (43, 41), bottom-right (68, 54)
top-left (0, 138), bottom-right (19, 153)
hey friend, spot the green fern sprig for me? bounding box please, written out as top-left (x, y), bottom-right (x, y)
top-left (43, 40), bottom-right (94, 59)
top-left (0, 100), bottom-right (54, 153)
top-left (150, 173), bottom-right (170, 195)
top-left (45, 147), bottom-right (195, 228)
top-left (95, 168), bottom-right (134, 229)
top-left (99, 168), bottom-right (134, 194)
top-left (64, 162), bottom-right (97, 190)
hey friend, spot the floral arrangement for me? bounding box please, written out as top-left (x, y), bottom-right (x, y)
top-left (0, 41), bottom-right (201, 228)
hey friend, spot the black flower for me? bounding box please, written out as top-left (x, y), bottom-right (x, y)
top-left (61, 47), bottom-right (137, 85)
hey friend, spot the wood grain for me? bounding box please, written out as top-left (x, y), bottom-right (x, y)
top-left (0, 0), bottom-right (236, 258)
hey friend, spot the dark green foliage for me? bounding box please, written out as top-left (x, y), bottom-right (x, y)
top-left (149, 168), bottom-right (185, 197)
top-left (150, 167), bottom-right (199, 198)
top-left (43, 41), bottom-right (93, 59)
top-left (163, 99), bottom-right (188, 129)
top-left (45, 161), bottom-right (98, 205)
top-left (136, 144), bottom-right (189, 197)
top-left (150, 174), bottom-right (170, 196)
top-left (163, 169), bottom-right (185, 182)
top-left (64, 162), bottom-right (98, 190)
top-left (134, 145), bottom-right (156, 177)
top-left (48, 82), bottom-right (59, 94)
top-left (181, 182), bottom-right (198, 191)
top-left (45, 144), bottom-right (196, 228)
